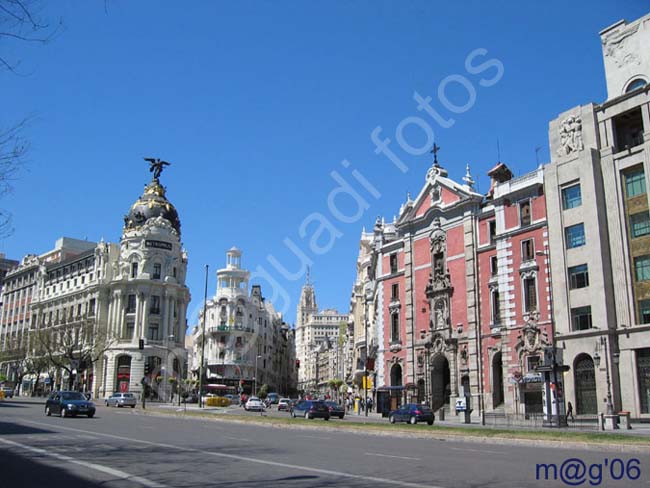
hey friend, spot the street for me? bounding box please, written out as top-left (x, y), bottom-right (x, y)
top-left (1, 398), bottom-right (649, 487)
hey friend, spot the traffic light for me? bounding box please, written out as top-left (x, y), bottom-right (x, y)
top-left (295, 359), bottom-right (300, 369)
top-left (139, 338), bottom-right (144, 350)
top-left (144, 363), bottom-right (150, 375)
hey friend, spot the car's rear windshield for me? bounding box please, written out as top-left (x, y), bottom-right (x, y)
top-left (61, 392), bottom-right (85, 400)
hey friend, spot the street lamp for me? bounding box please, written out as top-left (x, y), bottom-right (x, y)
top-left (198, 264), bottom-right (209, 409)
top-left (254, 355), bottom-right (262, 396)
top-left (593, 336), bottom-right (617, 416)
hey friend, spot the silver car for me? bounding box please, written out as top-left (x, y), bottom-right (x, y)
top-left (105, 392), bottom-right (137, 408)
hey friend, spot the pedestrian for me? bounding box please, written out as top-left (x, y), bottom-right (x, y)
top-left (367, 396), bottom-right (373, 413)
top-left (567, 401), bottom-right (574, 421)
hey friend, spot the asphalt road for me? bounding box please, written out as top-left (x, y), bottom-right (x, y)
top-left (1, 397), bottom-right (649, 488)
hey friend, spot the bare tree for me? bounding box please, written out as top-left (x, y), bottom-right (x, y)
top-left (36, 319), bottom-right (117, 391)
top-left (0, 334), bottom-right (29, 393)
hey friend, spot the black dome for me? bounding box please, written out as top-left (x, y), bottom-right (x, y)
top-left (124, 180), bottom-right (181, 235)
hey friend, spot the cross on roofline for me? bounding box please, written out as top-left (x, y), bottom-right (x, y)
top-left (431, 143), bottom-right (441, 167)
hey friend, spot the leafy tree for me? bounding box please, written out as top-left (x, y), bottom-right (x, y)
top-left (257, 383), bottom-right (268, 399)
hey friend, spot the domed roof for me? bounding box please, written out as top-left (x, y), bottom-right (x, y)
top-left (124, 179), bottom-right (181, 235)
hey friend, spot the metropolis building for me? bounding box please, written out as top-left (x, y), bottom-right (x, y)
top-left (0, 164), bottom-right (190, 398)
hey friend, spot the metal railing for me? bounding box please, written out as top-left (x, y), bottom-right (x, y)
top-left (482, 412), bottom-right (600, 431)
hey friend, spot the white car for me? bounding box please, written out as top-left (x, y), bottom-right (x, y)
top-left (278, 398), bottom-right (291, 411)
top-left (245, 396), bottom-right (265, 412)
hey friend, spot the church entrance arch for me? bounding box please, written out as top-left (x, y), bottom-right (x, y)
top-left (430, 354), bottom-right (450, 410)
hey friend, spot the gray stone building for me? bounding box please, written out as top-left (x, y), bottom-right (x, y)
top-left (545, 13), bottom-right (650, 418)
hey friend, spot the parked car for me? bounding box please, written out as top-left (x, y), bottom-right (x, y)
top-left (324, 400), bottom-right (345, 419)
top-left (245, 396), bottom-right (265, 412)
top-left (45, 391), bottom-right (96, 418)
top-left (388, 403), bottom-right (434, 425)
top-left (105, 392), bottom-right (137, 408)
top-left (277, 398), bottom-right (291, 411)
top-left (291, 400), bottom-right (330, 420)
top-left (1, 386), bottom-right (14, 399)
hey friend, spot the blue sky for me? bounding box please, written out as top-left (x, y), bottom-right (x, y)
top-left (1, 1), bottom-right (648, 329)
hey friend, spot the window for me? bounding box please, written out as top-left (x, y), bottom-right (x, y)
top-left (635, 255), bottom-right (650, 282)
top-left (639, 300), bottom-right (650, 325)
top-left (614, 108), bottom-right (645, 151)
top-left (562, 184), bottom-right (582, 210)
top-left (126, 294), bottom-right (136, 313)
top-left (519, 200), bottom-right (531, 226)
top-left (153, 263), bottom-right (161, 280)
top-left (88, 299), bottom-right (96, 316)
top-left (630, 212), bottom-right (650, 238)
top-left (625, 168), bottom-right (646, 198)
top-left (521, 239), bottom-right (535, 261)
top-left (125, 322), bottom-right (134, 340)
top-left (147, 323), bottom-right (159, 340)
top-left (131, 262), bottom-right (138, 278)
top-left (491, 289), bottom-right (500, 325)
top-left (488, 220), bottom-right (497, 244)
top-left (571, 306), bottom-right (592, 331)
top-left (150, 295), bottom-right (161, 314)
top-left (565, 223), bottom-right (586, 249)
top-left (523, 277), bottom-right (537, 312)
top-left (568, 264), bottom-right (589, 289)
top-left (391, 313), bottom-right (400, 342)
top-left (391, 283), bottom-right (399, 300)
top-left (490, 255), bottom-right (498, 276)
top-left (626, 78), bottom-right (647, 93)
top-left (526, 355), bottom-right (540, 372)
top-left (390, 254), bottom-right (398, 274)
top-left (172, 267), bottom-right (177, 278)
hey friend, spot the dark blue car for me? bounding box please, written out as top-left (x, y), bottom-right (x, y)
top-left (388, 403), bottom-right (434, 425)
top-left (45, 391), bottom-right (96, 418)
top-left (291, 400), bottom-right (330, 420)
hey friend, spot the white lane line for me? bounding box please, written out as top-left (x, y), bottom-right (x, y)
top-left (0, 437), bottom-right (166, 488)
top-left (21, 420), bottom-right (447, 488)
top-left (450, 447), bottom-right (504, 454)
top-left (297, 434), bottom-right (331, 440)
top-left (223, 435), bottom-right (252, 442)
top-left (365, 452), bottom-right (421, 461)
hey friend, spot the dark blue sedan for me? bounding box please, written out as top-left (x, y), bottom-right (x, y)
top-left (45, 391), bottom-right (96, 418)
top-left (291, 400), bottom-right (330, 420)
top-left (388, 403), bottom-right (434, 425)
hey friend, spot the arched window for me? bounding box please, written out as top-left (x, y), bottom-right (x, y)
top-left (625, 78), bottom-right (647, 93)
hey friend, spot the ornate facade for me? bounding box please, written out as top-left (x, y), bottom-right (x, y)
top-left (191, 248), bottom-right (297, 395)
top-left (351, 157), bottom-right (551, 418)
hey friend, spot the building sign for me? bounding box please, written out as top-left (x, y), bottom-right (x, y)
top-left (145, 240), bottom-right (172, 250)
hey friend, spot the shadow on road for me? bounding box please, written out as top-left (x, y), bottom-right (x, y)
top-left (0, 448), bottom-right (119, 488)
top-left (0, 422), bottom-right (53, 436)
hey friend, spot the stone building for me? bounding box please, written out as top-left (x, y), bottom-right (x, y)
top-left (0, 165), bottom-right (191, 399)
top-left (191, 248), bottom-right (296, 395)
top-left (295, 277), bottom-right (348, 393)
top-left (350, 154), bottom-right (551, 418)
top-left (545, 13), bottom-right (650, 418)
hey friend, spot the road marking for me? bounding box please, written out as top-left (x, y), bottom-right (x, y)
top-left (297, 434), bottom-right (332, 440)
top-left (450, 447), bottom-right (504, 454)
top-left (21, 420), bottom-right (447, 488)
top-left (365, 452), bottom-right (421, 461)
top-left (223, 435), bottom-right (252, 442)
top-left (0, 437), bottom-right (166, 488)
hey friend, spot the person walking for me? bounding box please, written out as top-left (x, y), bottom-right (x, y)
top-left (566, 401), bottom-right (574, 421)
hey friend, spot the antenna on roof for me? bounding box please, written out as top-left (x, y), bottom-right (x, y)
top-left (535, 146), bottom-right (542, 165)
top-left (306, 266), bottom-right (311, 285)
